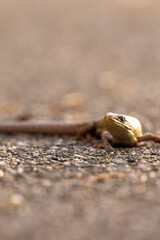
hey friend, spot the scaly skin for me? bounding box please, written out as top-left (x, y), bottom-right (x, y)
top-left (0, 112), bottom-right (159, 147)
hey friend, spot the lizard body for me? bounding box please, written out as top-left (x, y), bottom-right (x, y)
top-left (0, 112), bottom-right (159, 147)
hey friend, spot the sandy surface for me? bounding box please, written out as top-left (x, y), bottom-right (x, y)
top-left (0, 1), bottom-right (160, 239)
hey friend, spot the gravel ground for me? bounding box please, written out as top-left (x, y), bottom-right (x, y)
top-left (0, 1), bottom-right (160, 240)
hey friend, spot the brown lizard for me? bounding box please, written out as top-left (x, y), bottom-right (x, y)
top-left (0, 112), bottom-right (159, 148)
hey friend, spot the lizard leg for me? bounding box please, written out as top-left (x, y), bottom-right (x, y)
top-left (93, 131), bottom-right (113, 150)
top-left (137, 133), bottom-right (160, 144)
top-left (101, 131), bottom-right (114, 150)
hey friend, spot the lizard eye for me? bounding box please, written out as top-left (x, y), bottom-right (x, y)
top-left (118, 116), bottom-right (125, 122)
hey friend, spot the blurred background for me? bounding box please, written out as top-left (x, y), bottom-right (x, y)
top-left (0, 0), bottom-right (160, 127)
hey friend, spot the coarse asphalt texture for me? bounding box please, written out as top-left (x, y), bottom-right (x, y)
top-left (0, 1), bottom-right (160, 240)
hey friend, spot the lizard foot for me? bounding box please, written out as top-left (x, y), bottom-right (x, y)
top-left (92, 144), bottom-right (104, 149)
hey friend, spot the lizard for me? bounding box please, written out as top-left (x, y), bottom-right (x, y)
top-left (102, 112), bottom-right (160, 148)
top-left (0, 112), bottom-right (159, 148)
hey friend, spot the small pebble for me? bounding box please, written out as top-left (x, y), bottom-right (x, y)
top-left (97, 164), bottom-right (106, 169)
top-left (74, 162), bottom-right (90, 167)
top-left (9, 194), bottom-right (24, 206)
top-left (17, 167), bottom-right (24, 174)
top-left (45, 165), bottom-right (53, 170)
top-left (42, 179), bottom-right (52, 187)
top-left (61, 147), bottom-right (69, 151)
top-left (143, 150), bottom-right (150, 154)
top-left (76, 172), bottom-right (83, 178)
top-left (140, 174), bottom-right (148, 183)
top-left (149, 172), bottom-right (156, 178)
top-left (0, 169), bottom-right (4, 178)
top-left (17, 141), bottom-right (26, 147)
top-left (105, 158), bottom-right (110, 163)
top-left (131, 151), bottom-right (136, 156)
top-left (63, 161), bottom-right (71, 166)
top-left (73, 154), bottom-right (84, 159)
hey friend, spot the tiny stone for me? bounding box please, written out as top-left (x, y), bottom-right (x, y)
top-left (105, 158), bottom-right (110, 163)
top-left (74, 162), bottom-right (90, 167)
top-left (17, 141), bottom-right (26, 146)
top-left (61, 147), bottom-right (69, 151)
top-left (76, 172), bottom-right (83, 178)
top-left (32, 152), bottom-right (39, 157)
top-left (0, 169), bottom-right (4, 178)
top-left (140, 174), bottom-right (148, 183)
top-left (73, 157), bottom-right (84, 162)
top-left (125, 164), bottom-right (130, 168)
top-left (42, 179), bottom-right (52, 187)
top-left (149, 172), bottom-right (156, 178)
top-left (49, 146), bottom-right (59, 151)
top-left (131, 151), bottom-right (136, 156)
top-left (140, 160), bottom-right (147, 164)
top-left (0, 161), bottom-right (5, 166)
top-left (143, 150), bottom-right (150, 154)
top-left (97, 164), bottom-right (106, 169)
top-left (129, 172), bottom-right (137, 181)
top-left (46, 165), bottom-right (53, 170)
top-left (64, 161), bottom-right (71, 166)
top-left (74, 154), bottom-right (84, 159)
top-left (128, 156), bottom-right (135, 162)
top-left (110, 152), bottom-right (114, 155)
top-left (17, 167), bottom-right (24, 174)
top-left (54, 139), bottom-right (63, 146)
top-left (10, 194), bottom-right (24, 206)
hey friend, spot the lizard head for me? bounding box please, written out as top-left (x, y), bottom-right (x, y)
top-left (103, 112), bottom-right (142, 146)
